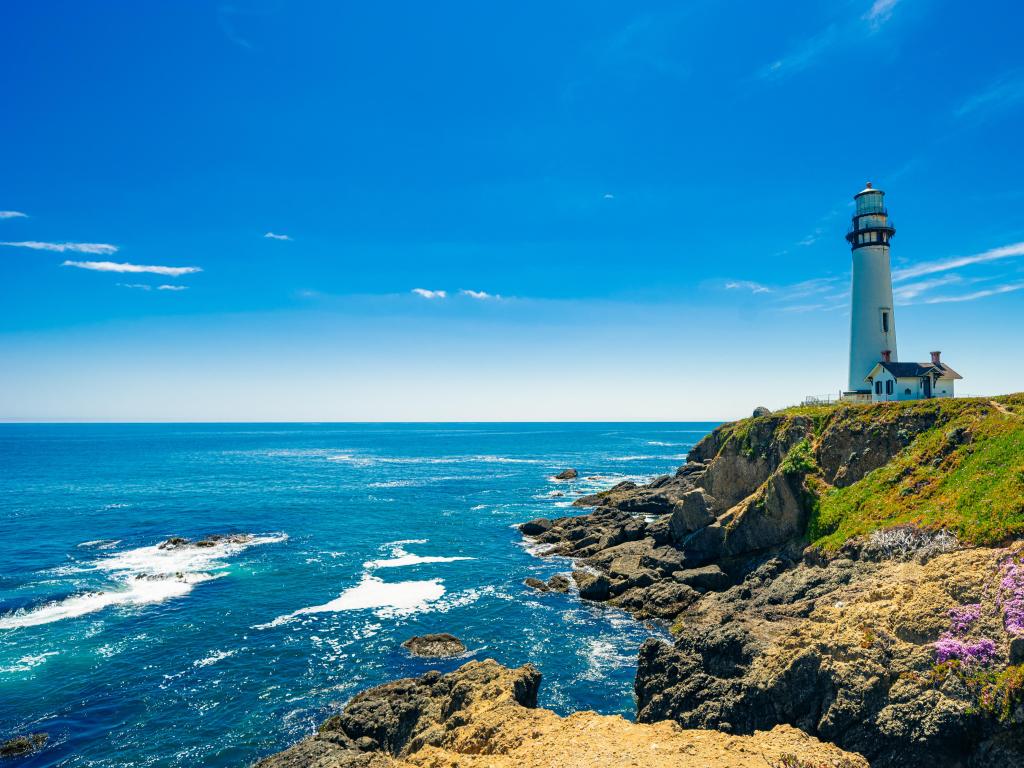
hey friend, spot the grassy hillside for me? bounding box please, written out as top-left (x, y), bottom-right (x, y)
top-left (798, 394), bottom-right (1024, 549)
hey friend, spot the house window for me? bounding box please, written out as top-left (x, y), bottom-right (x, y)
top-left (881, 310), bottom-right (890, 333)
top-left (875, 381), bottom-right (883, 395)
top-left (886, 380), bottom-right (894, 395)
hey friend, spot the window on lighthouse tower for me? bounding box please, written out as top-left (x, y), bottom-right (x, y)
top-left (881, 310), bottom-right (890, 333)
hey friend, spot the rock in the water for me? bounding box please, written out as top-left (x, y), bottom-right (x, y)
top-left (518, 518), bottom-right (553, 536)
top-left (401, 633), bottom-right (466, 658)
top-left (524, 574), bottom-right (572, 594)
top-left (546, 573), bottom-right (571, 592)
top-left (523, 577), bottom-right (549, 592)
top-left (0, 733), bottom-right (47, 758)
top-left (752, 406), bottom-right (772, 417)
top-left (553, 469), bottom-right (578, 480)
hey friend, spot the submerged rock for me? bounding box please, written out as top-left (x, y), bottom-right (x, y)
top-left (401, 633), bottom-right (466, 658)
top-left (0, 733), bottom-right (47, 758)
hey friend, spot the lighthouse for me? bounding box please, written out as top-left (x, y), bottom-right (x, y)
top-left (846, 182), bottom-right (898, 394)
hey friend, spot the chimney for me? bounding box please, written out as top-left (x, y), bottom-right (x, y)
top-left (882, 350), bottom-right (892, 363)
top-left (931, 350), bottom-right (942, 364)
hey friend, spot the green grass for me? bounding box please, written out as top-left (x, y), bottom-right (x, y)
top-left (809, 396), bottom-right (1024, 548)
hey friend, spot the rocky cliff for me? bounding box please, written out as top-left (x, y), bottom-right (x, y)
top-left (257, 660), bottom-right (866, 768)
top-left (521, 395), bottom-right (1024, 767)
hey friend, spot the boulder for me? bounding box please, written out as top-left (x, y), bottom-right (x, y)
top-left (669, 490), bottom-right (717, 542)
top-left (518, 518), bottom-right (552, 536)
top-left (546, 574), bottom-right (571, 592)
top-left (553, 469), bottom-right (578, 480)
top-left (401, 633), bottom-right (466, 658)
top-left (523, 577), bottom-right (549, 592)
top-left (672, 564), bottom-right (731, 592)
top-left (1010, 635), bottom-right (1024, 665)
top-left (752, 406), bottom-right (772, 417)
top-left (573, 570), bottom-right (611, 601)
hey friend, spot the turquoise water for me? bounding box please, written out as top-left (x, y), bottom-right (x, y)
top-left (0, 423), bottom-right (714, 767)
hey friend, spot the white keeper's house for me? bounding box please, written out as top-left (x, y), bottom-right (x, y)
top-left (842, 182), bottom-right (963, 403)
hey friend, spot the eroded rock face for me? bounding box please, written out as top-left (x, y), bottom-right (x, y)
top-left (256, 660), bottom-right (867, 768)
top-left (635, 546), bottom-right (1024, 768)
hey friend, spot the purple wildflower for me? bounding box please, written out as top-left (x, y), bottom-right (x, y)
top-left (934, 633), bottom-right (998, 667)
top-left (999, 557), bottom-right (1024, 635)
top-left (949, 603), bottom-right (982, 635)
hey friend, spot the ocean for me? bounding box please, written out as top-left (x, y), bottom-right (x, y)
top-left (0, 422), bottom-right (716, 767)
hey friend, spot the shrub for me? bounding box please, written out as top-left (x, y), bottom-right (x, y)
top-left (780, 439), bottom-right (818, 476)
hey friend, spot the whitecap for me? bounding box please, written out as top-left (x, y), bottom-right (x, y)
top-left (363, 540), bottom-right (472, 569)
top-left (0, 573), bottom-right (218, 630)
top-left (0, 651), bottom-right (59, 673)
top-left (0, 533), bottom-right (286, 631)
top-left (95, 533), bottom-right (288, 577)
top-left (77, 539), bottom-right (121, 549)
top-left (260, 575), bottom-right (446, 627)
top-left (193, 649), bottom-right (237, 668)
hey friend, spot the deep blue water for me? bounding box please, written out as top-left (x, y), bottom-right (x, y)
top-left (0, 423), bottom-right (715, 767)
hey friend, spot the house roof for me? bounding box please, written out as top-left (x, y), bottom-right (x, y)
top-left (865, 361), bottom-right (963, 382)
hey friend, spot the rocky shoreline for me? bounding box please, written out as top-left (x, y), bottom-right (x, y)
top-left (258, 397), bottom-right (1024, 767)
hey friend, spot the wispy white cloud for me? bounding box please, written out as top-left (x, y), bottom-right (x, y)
top-left (461, 289), bottom-right (500, 300)
top-left (2, 241), bottom-right (118, 255)
top-left (603, 193), bottom-right (615, 200)
top-left (892, 274), bottom-right (962, 303)
top-left (864, 0), bottom-right (902, 29)
top-left (923, 283), bottom-right (1024, 304)
top-left (63, 260), bottom-right (202, 276)
top-left (158, 284), bottom-right (188, 291)
top-left (412, 288), bottom-right (447, 300)
top-left (956, 70), bottom-right (1024, 118)
top-left (118, 283), bottom-right (152, 291)
top-left (0, 211), bottom-right (28, 219)
top-left (264, 232), bottom-right (292, 241)
top-left (893, 242), bottom-right (1024, 281)
top-left (725, 280), bottom-right (772, 294)
top-left (758, 25), bottom-right (837, 79)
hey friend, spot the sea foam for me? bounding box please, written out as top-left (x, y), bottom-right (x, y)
top-left (0, 533), bottom-right (287, 631)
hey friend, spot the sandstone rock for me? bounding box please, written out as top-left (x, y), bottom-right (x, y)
top-left (401, 634), bottom-right (466, 658)
top-left (259, 660), bottom-right (866, 768)
top-left (553, 469), bottom-right (578, 480)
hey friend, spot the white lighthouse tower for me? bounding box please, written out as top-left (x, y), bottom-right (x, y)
top-left (846, 182), bottom-right (898, 394)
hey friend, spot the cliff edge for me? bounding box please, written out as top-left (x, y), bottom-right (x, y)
top-left (257, 660), bottom-right (866, 768)
top-left (522, 395), bottom-right (1024, 766)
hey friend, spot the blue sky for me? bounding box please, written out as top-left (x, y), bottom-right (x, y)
top-left (2, 0), bottom-right (1023, 420)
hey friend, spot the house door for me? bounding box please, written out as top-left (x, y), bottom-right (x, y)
top-left (923, 377), bottom-right (931, 398)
